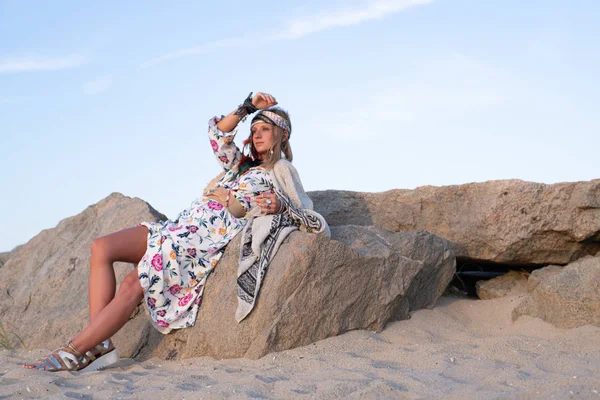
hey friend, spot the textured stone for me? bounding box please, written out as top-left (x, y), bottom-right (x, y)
top-left (512, 255), bottom-right (600, 328)
top-left (0, 192), bottom-right (455, 360)
top-left (527, 265), bottom-right (563, 292)
top-left (0, 193), bottom-right (166, 357)
top-left (0, 252), bottom-right (10, 268)
top-left (362, 227), bottom-right (456, 311)
top-left (475, 270), bottom-right (528, 300)
top-left (309, 179), bottom-right (600, 265)
top-left (132, 225), bottom-right (455, 360)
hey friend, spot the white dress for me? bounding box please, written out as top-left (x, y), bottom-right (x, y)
top-left (137, 117), bottom-right (273, 332)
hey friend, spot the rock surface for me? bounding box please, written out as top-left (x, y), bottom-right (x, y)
top-left (309, 179), bottom-right (600, 266)
top-left (0, 251), bottom-right (10, 268)
top-left (360, 227), bottom-right (456, 311)
top-left (475, 270), bottom-right (528, 300)
top-left (527, 265), bottom-right (563, 292)
top-left (0, 193), bottom-right (166, 356)
top-left (0, 193), bottom-right (455, 360)
top-left (512, 255), bottom-right (600, 328)
top-left (133, 225), bottom-right (455, 360)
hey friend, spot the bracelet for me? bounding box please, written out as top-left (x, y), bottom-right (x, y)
top-left (235, 92), bottom-right (258, 122)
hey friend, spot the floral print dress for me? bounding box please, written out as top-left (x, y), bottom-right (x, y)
top-left (137, 117), bottom-right (274, 333)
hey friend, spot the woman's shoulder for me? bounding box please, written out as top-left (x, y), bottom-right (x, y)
top-left (271, 159), bottom-right (306, 192)
top-left (272, 159), bottom-right (296, 174)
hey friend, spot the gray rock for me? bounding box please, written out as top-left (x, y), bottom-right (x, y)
top-left (0, 193), bottom-right (166, 356)
top-left (0, 247), bottom-right (18, 268)
top-left (527, 265), bottom-right (563, 292)
top-left (0, 253), bottom-right (9, 268)
top-left (133, 225), bottom-right (455, 360)
top-left (0, 193), bottom-right (455, 360)
top-left (361, 227), bottom-right (456, 311)
top-left (512, 255), bottom-right (600, 328)
top-left (309, 179), bottom-right (600, 265)
top-left (475, 270), bottom-right (528, 300)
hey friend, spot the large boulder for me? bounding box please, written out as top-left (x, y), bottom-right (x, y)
top-left (527, 265), bottom-right (563, 292)
top-left (0, 251), bottom-right (11, 268)
top-left (512, 255), bottom-right (600, 328)
top-left (0, 193), bottom-right (166, 355)
top-left (0, 193), bottom-right (455, 360)
top-left (309, 179), bottom-right (600, 266)
top-left (132, 225), bottom-right (455, 360)
top-left (352, 227), bottom-right (456, 311)
top-left (475, 270), bottom-right (528, 300)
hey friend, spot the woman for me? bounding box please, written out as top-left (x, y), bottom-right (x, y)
top-left (23, 92), bottom-right (327, 372)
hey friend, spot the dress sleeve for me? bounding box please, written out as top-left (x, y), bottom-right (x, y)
top-left (232, 190), bottom-right (255, 213)
top-left (208, 116), bottom-right (242, 171)
top-left (271, 161), bottom-right (330, 235)
top-left (230, 170), bottom-right (276, 216)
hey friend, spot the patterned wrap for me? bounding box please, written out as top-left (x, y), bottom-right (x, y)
top-left (235, 187), bottom-right (324, 322)
top-left (251, 110), bottom-right (291, 134)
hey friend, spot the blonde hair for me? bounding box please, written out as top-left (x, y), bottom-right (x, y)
top-left (244, 107), bottom-right (293, 170)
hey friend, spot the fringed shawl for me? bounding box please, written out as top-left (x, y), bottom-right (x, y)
top-left (235, 159), bottom-right (330, 322)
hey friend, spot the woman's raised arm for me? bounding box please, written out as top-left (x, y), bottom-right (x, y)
top-left (216, 92), bottom-right (277, 132)
top-left (208, 92), bottom-right (278, 172)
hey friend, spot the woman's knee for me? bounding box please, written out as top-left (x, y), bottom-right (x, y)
top-left (90, 236), bottom-right (111, 263)
top-left (118, 271), bottom-right (143, 300)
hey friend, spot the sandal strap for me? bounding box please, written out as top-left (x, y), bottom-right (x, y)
top-left (66, 341), bottom-right (84, 358)
top-left (35, 347), bottom-right (84, 371)
top-left (40, 359), bottom-right (55, 370)
top-left (34, 363), bottom-right (48, 370)
top-left (58, 348), bottom-right (86, 370)
top-left (85, 339), bottom-right (114, 362)
top-left (48, 354), bottom-right (67, 371)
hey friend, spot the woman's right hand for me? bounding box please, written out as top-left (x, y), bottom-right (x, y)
top-left (256, 191), bottom-right (283, 215)
top-left (252, 92), bottom-right (277, 109)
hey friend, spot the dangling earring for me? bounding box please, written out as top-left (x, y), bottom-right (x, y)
top-left (269, 149), bottom-right (274, 156)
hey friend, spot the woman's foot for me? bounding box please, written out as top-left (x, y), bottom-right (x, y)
top-left (22, 339), bottom-right (119, 372)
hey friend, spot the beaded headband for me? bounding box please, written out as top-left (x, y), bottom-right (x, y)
top-left (251, 110), bottom-right (291, 136)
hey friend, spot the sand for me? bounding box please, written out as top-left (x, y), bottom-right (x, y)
top-left (2, 295), bottom-right (599, 399)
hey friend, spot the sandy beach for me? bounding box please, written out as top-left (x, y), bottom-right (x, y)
top-left (1, 295), bottom-right (599, 399)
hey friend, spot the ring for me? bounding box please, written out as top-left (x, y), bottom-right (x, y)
top-left (266, 199), bottom-right (272, 205)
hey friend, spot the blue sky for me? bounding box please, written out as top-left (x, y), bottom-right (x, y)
top-left (1, 0), bottom-right (599, 252)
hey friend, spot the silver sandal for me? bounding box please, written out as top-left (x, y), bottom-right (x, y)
top-left (23, 339), bottom-right (119, 372)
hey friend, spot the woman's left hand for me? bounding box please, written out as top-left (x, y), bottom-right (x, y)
top-left (256, 191), bottom-right (282, 215)
top-left (205, 187), bottom-right (229, 205)
top-left (252, 92), bottom-right (277, 110)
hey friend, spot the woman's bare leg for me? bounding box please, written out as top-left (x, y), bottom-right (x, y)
top-left (23, 226), bottom-right (149, 369)
top-left (88, 226), bottom-right (148, 320)
top-left (70, 268), bottom-right (144, 354)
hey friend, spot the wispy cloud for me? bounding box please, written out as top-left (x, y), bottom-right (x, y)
top-left (142, 0), bottom-right (434, 67)
top-left (279, 0), bottom-right (434, 39)
top-left (82, 75), bottom-right (113, 95)
top-left (141, 38), bottom-right (249, 68)
top-left (0, 55), bottom-right (88, 73)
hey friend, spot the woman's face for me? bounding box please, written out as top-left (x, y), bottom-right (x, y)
top-left (251, 122), bottom-right (275, 159)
